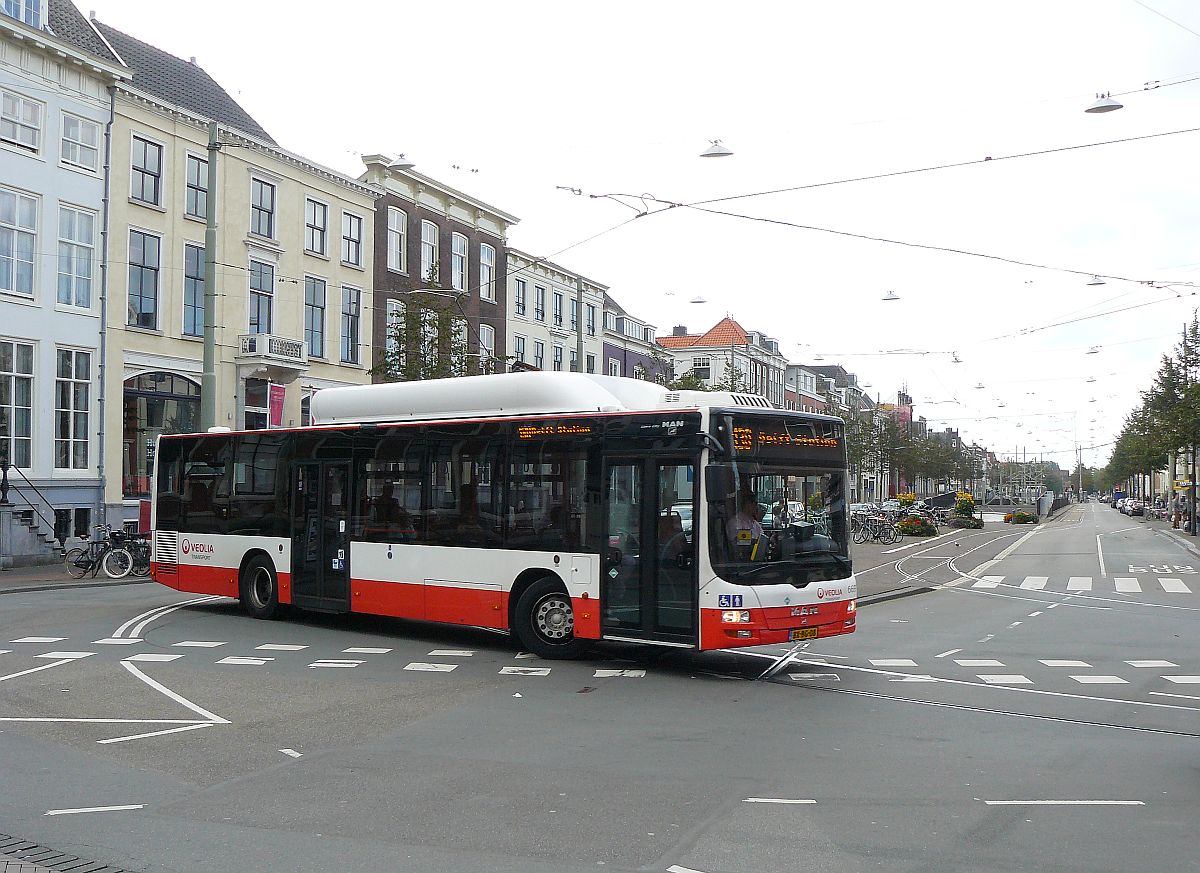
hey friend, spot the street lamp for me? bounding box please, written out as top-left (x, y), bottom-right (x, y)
top-left (699, 139), bottom-right (733, 158)
top-left (1085, 92), bottom-right (1123, 113)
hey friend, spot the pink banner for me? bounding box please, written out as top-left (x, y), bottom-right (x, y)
top-left (268, 384), bottom-right (286, 428)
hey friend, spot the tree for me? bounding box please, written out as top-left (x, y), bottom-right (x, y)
top-left (371, 297), bottom-right (474, 383)
top-left (711, 360), bottom-right (746, 392)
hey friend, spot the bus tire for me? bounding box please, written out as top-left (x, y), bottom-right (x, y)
top-left (240, 555), bottom-right (280, 620)
top-left (513, 576), bottom-right (587, 660)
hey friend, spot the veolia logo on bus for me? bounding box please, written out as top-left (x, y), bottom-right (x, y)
top-left (180, 538), bottom-right (215, 559)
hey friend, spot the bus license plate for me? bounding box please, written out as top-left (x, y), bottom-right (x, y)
top-left (790, 628), bottom-right (818, 641)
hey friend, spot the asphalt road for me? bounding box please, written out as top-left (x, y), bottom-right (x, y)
top-left (1, 503), bottom-right (1197, 873)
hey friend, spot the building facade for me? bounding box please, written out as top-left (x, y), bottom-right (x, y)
top-left (658, 317), bottom-right (786, 405)
top-left (602, 296), bottom-right (659, 380)
top-left (362, 155), bottom-right (516, 380)
top-left (0, 2), bottom-right (129, 560)
top-left (506, 250), bottom-right (603, 374)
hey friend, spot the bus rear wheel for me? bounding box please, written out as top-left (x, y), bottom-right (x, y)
top-left (240, 555), bottom-right (280, 620)
top-left (514, 577), bottom-right (587, 660)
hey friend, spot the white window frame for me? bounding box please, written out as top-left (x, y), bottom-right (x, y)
top-left (0, 337), bottom-right (34, 468)
top-left (60, 112), bottom-right (99, 172)
top-left (513, 334), bottom-right (526, 363)
top-left (451, 232), bottom-right (468, 292)
top-left (608, 358), bottom-right (621, 377)
top-left (420, 220), bottom-right (439, 282)
top-left (553, 291), bottom-right (564, 327)
top-left (305, 275), bottom-right (327, 358)
top-left (385, 298), bottom-right (405, 361)
top-left (54, 346), bottom-right (90, 470)
top-left (248, 259), bottom-right (274, 334)
top-left (250, 177), bottom-right (276, 239)
top-left (305, 198), bottom-right (328, 256)
top-left (514, 278), bottom-right (526, 316)
top-left (479, 323), bottom-right (495, 371)
top-left (552, 344), bottom-right (563, 371)
top-left (0, 185), bottom-right (37, 298)
top-left (184, 154), bottom-right (208, 219)
top-left (480, 243), bottom-right (495, 300)
top-left (0, 88), bottom-right (42, 154)
top-left (341, 212), bottom-right (363, 267)
top-left (586, 353), bottom-right (596, 374)
top-left (126, 228), bottom-right (161, 329)
top-left (182, 242), bottom-right (205, 337)
top-left (387, 206), bottom-right (407, 273)
top-left (533, 340), bottom-right (545, 370)
top-left (129, 134), bottom-right (163, 206)
top-left (3, 0), bottom-right (41, 27)
top-left (57, 204), bottom-right (95, 309)
top-left (534, 286), bottom-right (546, 321)
top-left (341, 285), bottom-right (361, 364)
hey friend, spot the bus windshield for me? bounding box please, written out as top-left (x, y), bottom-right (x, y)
top-left (708, 462), bottom-right (849, 586)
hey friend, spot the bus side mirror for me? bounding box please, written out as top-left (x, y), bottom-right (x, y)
top-left (705, 465), bottom-right (737, 503)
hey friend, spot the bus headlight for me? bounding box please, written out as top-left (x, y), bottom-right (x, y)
top-left (722, 610), bottom-right (752, 623)
top-left (847, 599), bottom-right (856, 613)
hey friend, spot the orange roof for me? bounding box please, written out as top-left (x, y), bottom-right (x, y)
top-left (657, 334), bottom-right (699, 348)
top-left (655, 317), bottom-right (749, 350)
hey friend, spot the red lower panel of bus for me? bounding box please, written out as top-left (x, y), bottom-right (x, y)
top-left (152, 562), bottom-right (292, 602)
top-left (699, 602), bottom-right (856, 650)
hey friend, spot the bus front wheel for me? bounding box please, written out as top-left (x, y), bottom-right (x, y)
top-left (514, 577), bottom-right (587, 660)
top-left (240, 555), bottom-right (280, 620)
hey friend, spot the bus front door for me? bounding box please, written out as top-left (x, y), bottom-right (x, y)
top-left (291, 460), bottom-right (351, 611)
top-left (601, 458), bottom-right (697, 645)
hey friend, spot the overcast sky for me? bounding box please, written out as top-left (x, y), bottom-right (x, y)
top-left (87, 0), bottom-right (1200, 469)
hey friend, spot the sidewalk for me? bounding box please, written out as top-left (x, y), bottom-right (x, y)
top-left (1126, 509), bottom-right (1200, 559)
top-left (0, 561), bottom-right (152, 595)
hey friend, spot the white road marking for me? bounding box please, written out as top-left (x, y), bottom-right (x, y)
top-left (881, 532), bottom-right (951, 553)
top-left (1067, 577), bottom-right (1092, 591)
top-left (955, 659), bottom-right (1005, 667)
top-left (978, 675), bottom-right (1033, 684)
top-left (667, 866), bottom-right (709, 873)
top-left (972, 577), bottom-right (1000, 589)
top-left (122, 653), bottom-right (184, 663)
top-left (308, 660), bottom-right (365, 669)
top-left (1070, 675), bottom-right (1128, 684)
top-left (743, 798), bottom-right (817, 804)
top-left (0, 659), bottom-right (76, 682)
top-left (36, 651), bottom-right (94, 659)
top-left (790, 673), bottom-right (841, 681)
top-left (172, 640), bottom-right (226, 648)
top-left (122, 661), bottom-right (229, 724)
top-left (256, 644), bottom-right (308, 651)
top-left (428, 649), bottom-right (474, 656)
top-left (1007, 622), bottom-right (1023, 628)
top-left (97, 723), bottom-right (212, 744)
top-left (115, 595), bottom-right (218, 639)
top-left (513, 652), bottom-right (538, 659)
top-left (1150, 691), bottom-right (1200, 701)
top-left (594, 669), bottom-right (645, 677)
top-left (0, 649), bottom-right (9, 655)
top-left (978, 634), bottom-right (995, 643)
top-left (93, 638), bottom-right (142, 645)
top-left (869, 659), bottom-right (918, 667)
top-left (279, 748), bottom-right (303, 758)
top-left (499, 666), bottom-right (550, 676)
top-left (1158, 578), bottom-right (1191, 593)
top-left (0, 717), bottom-right (207, 724)
top-left (1020, 577), bottom-right (1048, 590)
top-left (344, 647), bottom-right (392, 654)
top-left (1114, 578), bottom-right (1141, 593)
top-left (1028, 611), bottom-right (1043, 617)
top-left (1163, 676), bottom-right (1200, 683)
top-left (404, 662), bottom-right (458, 672)
top-left (1040, 660), bottom-right (1091, 667)
top-left (44, 804), bottom-right (144, 816)
top-left (215, 656), bottom-right (273, 666)
top-left (934, 649), bottom-right (961, 658)
top-left (890, 675), bottom-right (937, 682)
top-left (983, 800), bottom-right (1143, 806)
top-left (1126, 660), bottom-right (1177, 667)
top-left (10, 637), bottom-right (66, 643)
top-left (1096, 534), bottom-right (1106, 577)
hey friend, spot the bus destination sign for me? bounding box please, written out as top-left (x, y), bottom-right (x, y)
top-left (517, 422), bottom-right (596, 440)
top-left (733, 425), bottom-right (841, 453)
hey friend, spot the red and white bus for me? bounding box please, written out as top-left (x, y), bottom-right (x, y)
top-left (149, 373), bottom-right (856, 658)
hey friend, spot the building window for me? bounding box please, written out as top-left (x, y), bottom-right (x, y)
top-left (608, 358), bottom-right (620, 377)
top-left (533, 340), bottom-right (545, 370)
top-left (570, 299), bottom-right (578, 331)
top-left (305, 199), bottom-right (327, 255)
top-left (185, 155), bottom-right (207, 219)
top-left (0, 339), bottom-right (33, 467)
top-left (643, 326), bottom-right (655, 343)
top-left (586, 353), bottom-right (595, 374)
top-left (451, 232), bottom-right (468, 292)
top-left (305, 276), bottom-right (326, 358)
top-left (2, 0), bottom-right (41, 27)
top-left (341, 213), bottom-right (363, 266)
top-left (54, 348), bottom-right (89, 469)
top-left (553, 292), bottom-right (564, 326)
top-left (514, 279), bottom-right (526, 315)
top-left (534, 286), bottom-right (546, 321)
top-left (513, 335), bottom-right (526, 364)
top-left (586, 304), bottom-right (596, 336)
top-left (57, 205), bottom-right (94, 308)
top-left (0, 186), bottom-right (36, 297)
top-left (479, 323), bottom-right (495, 373)
top-left (182, 243), bottom-right (204, 337)
top-left (604, 311), bottom-right (616, 332)
top-left (633, 364), bottom-right (646, 380)
top-left (301, 392), bottom-right (313, 427)
top-left (61, 113), bottom-right (99, 170)
top-left (250, 178), bottom-right (275, 238)
top-left (244, 377), bottom-right (269, 430)
top-left (570, 349), bottom-right (578, 372)
top-left (387, 207), bottom-right (406, 272)
top-left (385, 298), bottom-right (404, 361)
top-left (341, 286), bottom-right (360, 364)
top-left (248, 260), bottom-right (274, 334)
top-left (130, 136), bottom-right (162, 205)
top-left (420, 220), bottom-right (439, 282)
top-left (692, 356), bottom-right (711, 380)
top-left (480, 243), bottom-right (495, 300)
top-left (122, 373), bottom-right (200, 497)
top-left (452, 317), bottom-right (469, 376)
top-left (552, 344), bottom-right (563, 371)
top-left (1, 89), bottom-right (40, 153)
top-left (127, 230), bottom-right (160, 329)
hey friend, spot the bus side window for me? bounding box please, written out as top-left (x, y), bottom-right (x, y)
top-left (181, 436), bottom-right (231, 534)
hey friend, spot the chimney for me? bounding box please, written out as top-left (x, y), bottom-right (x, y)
top-left (672, 325), bottom-right (688, 336)
top-left (189, 57), bottom-right (197, 65)
top-left (360, 154), bottom-right (390, 186)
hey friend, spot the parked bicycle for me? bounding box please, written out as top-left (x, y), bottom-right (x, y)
top-left (852, 513), bottom-right (900, 544)
top-left (63, 525), bottom-right (135, 579)
top-left (128, 532), bottom-right (151, 577)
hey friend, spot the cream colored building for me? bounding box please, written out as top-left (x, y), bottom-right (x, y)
top-left (506, 249), bottom-right (605, 374)
top-left (88, 22), bottom-right (378, 525)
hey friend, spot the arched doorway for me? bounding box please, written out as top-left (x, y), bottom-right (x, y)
top-left (122, 372), bottom-right (200, 498)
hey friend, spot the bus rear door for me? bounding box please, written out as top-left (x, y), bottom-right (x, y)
top-left (292, 460), bottom-right (351, 611)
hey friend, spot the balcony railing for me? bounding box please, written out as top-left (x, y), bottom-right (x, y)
top-left (237, 333), bottom-right (308, 370)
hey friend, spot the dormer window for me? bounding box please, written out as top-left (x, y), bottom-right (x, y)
top-left (2, 0), bottom-right (40, 28)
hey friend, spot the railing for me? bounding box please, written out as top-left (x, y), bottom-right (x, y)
top-left (0, 462), bottom-right (63, 548)
top-left (237, 333), bottom-right (308, 368)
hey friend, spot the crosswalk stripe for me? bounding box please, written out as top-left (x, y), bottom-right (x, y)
top-left (1158, 578), bottom-right (1191, 593)
top-left (1114, 578), bottom-right (1141, 593)
top-left (1020, 576), bottom-right (1048, 590)
top-left (972, 575), bottom-right (1003, 589)
top-left (1071, 675), bottom-right (1128, 684)
top-left (404, 662), bottom-right (457, 672)
top-left (978, 674), bottom-right (1033, 685)
top-left (1067, 577), bottom-right (1092, 591)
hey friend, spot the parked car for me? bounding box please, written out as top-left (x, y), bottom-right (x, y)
top-left (670, 502), bottom-right (694, 542)
top-left (1116, 498), bottom-right (1127, 512)
top-left (1125, 500), bottom-right (1144, 517)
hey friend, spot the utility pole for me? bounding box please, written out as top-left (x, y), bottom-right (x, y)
top-left (201, 121), bottom-right (220, 431)
top-left (575, 275), bottom-right (585, 374)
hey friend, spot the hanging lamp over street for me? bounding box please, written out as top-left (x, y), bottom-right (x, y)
top-left (882, 290), bottom-right (900, 301)
top-left (1087, 275), bottom-right (1106, 286)
top-left (1085, 92), bottom-right (1123, 113)
top-left (700, 139), bottom-right (733, 158)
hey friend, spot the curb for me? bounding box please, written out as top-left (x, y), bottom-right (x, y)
top-left (1153, 527), bottom-right (1200, 560)
top-left (0, 577), bottom-right (154, 596)
top-left (858, 585), bottom-right (934, 606)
